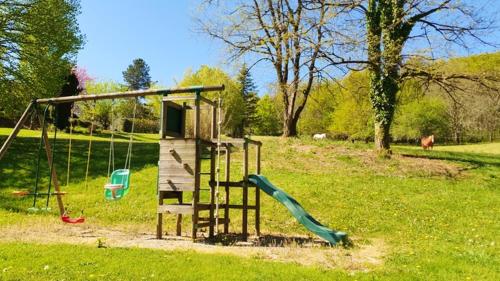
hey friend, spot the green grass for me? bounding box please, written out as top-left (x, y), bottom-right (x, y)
top-left (0, 243), bottom-right (351, 281)
top-left (434, 142), bottom-right (500, 155)
top-left (395, 141), bottom-right (500, 155)
top-left (0, 130), bottom-right (499, 280)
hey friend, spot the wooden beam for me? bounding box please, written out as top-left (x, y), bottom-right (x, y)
top-left (224, 147), bottom-right (230, 234)
top-left (38, 114), bottom-right (65, 216)
top-left (199, 95), bottom-right (216, 107)
top-left (156, 192), bottom-right (164, 239)
top-left (255, 145), bottom-right (261, 236)
top-left (36, 85), bottom-right (225, 104)
top-left (211, 104), bottom-right (217, 140)
top-left (0, 101), bottom-right (35, 161)
top-left (208, 180), bottom-right (256, 188)
top-left (192, 92), bottom-right (201, 240)
top-left (219, 204), bottom-right (256, 210)
top-left (209, 147), bottom-right (215, 238)
top-left (242, 142), bottom-right (249, 241)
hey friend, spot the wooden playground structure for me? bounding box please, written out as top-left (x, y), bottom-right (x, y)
top-left (0, 85), bottom-right (264, 241)
top-left (157, 91), bottom-right (262, 241)
top-left (0, 84), bottom-right (346, 245)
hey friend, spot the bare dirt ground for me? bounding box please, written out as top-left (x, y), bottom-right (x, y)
top-left (0, 223), bottom-right (385, 271)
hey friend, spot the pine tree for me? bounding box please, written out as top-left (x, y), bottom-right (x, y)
top-left (236, 64), bottom-right (259, 136)
top-left (122, 58), bottom-right (151, 90)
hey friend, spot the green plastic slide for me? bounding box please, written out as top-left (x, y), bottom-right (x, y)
top-left (248, 174), bottom-right (347, 245)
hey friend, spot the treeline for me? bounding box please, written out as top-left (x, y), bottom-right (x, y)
top-left (4, 53), bottom-right (499, 145)
top-left (297, 52), bottom-right (500, 143)
top-left (0, 0), bottom-right (83, 123)
top-left (61, 63), bottom-right (266, 137)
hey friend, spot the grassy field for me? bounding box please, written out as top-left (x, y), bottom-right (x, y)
top-left (0, 128), bottom-right (499, 280)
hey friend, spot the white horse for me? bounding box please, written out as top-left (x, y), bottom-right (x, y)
top-left (313, 133), bottom-right (327, 140)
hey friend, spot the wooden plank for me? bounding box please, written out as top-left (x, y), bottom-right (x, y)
top-left (159, 147), bottom-right (196, 153)
top-left (211, 104), bottom-right (216, 140)
top-left (255, 145), bottom-right (261, 236)
top-left (211, 138), bottom-right (262, 146)
top-left (158, 175), bottom-right (194, 183)
top-left (159, 150), bottom-right (195, 158)
top-left (158, 204), bottom-right (193, 215)
top-left (176, 192), bottom-right (183, 236)
top-left (192, 93), bottom-right (201, 240)
top-left (157, 168), bottom-right (194, 176)
top-left (162, 96), bottom-right (196, 102)
top-left (219, 204), bottom-right (256, 210)
top-left (0, 102), bottom-right (35, 161)
top-left (242, 142), bottom-right (249, 241)
top-left (158, 183), bottom-right (195, 192)
top-left (156, 192), bottom-right (163, 239)
top-left (39, 114), bottom-right (65, 216)
top-left (208, 180), bottom-right (256, 188)
top-left (158, 155), bottom-right (196, 162)
top-left (199, 95), bottom-right (216, 107)
top-left (160, 139), bottom-right (196, 146)
top-left (224, 149), bottom-right (230, 234)
top-left (158, 151), bottom-right (195, 159)
top-left (209, 146), bottom-right (215, 238)
top-left (159, 144), bottom-right (196, 150)
top-left (158, 160), bottom-right (195, 169)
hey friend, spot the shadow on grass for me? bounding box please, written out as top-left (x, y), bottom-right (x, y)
top-left (395, 147), bottom-right (500, 168)
top-left (0, 135), bottom-right (159, 212)
top-left (196, 233), bottom-right (352, 248)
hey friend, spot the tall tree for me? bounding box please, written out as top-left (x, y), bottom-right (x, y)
top-left (361, 0), bottom-right (493, 152)
top-left (199, 1), bottom-right (357, 137)
top-left (178, 65), bottom-right (245, 137)
top-left (236, 63), bottom-right (259, 136)
top-left (122, 58), bottom-right (151, 90)
top-left (0, 0), bottom-right (83, 118)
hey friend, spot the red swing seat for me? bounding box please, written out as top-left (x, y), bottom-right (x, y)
top-left (61, 214), bottom-right (85, 224)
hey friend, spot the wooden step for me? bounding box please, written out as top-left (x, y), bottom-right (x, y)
top-left (158, 204), bottom-right (193, 214)
top-left (197, 218), bottom-right (229, 228)
top-left (157, 203), bottom-right (212, 214)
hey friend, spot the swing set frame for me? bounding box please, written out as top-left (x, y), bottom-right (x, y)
top-left (0, 85), bottom-right (225, 219)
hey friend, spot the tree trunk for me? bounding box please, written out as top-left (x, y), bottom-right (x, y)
top-left (374, 120), bottom-right (391, 151)
top-left (282, 116), bottom-right (298, 137)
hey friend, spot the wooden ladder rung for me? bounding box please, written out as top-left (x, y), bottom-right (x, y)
top-left (158, 204), bottom-right (193, 214)
top-left (12, 191), bottom-right (67, 197)
top-left (197, 218), bottom-right (230, 228)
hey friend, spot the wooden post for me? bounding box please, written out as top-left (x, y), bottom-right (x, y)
top-left (255, 145), bottom-right (261, 236)
top-left (156, 192), bottom-right (163, 239)
top-left (224, 147), bottom-right (230, 234)
top-left (38, 113), bottom-right (65, 216)
top-left (209, 146), bottom-right (216, 238)
top-left (160, 99), bottom-right (167, 138)
top-left (192, 91), bottom-right (201, 240)
top-left (0, 101), bottom-right (35, 161)
top-left (242, 141), bottom-right (249, 241)
top-left (211, 104), bottom-right (217, 140)
top-left (176, 192), bottom-right (183, 236)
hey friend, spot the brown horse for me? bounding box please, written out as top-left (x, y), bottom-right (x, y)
top-left (421, 135), bottom-right (435, 150)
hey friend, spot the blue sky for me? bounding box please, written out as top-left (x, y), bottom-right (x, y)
top-left (77, 0), bottom-right (499, 93)
top-left (77, 0), bottom-right (236, 88)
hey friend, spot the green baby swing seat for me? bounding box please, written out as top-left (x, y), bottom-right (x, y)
top-left (104, 169), bottom-right (131, 200)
